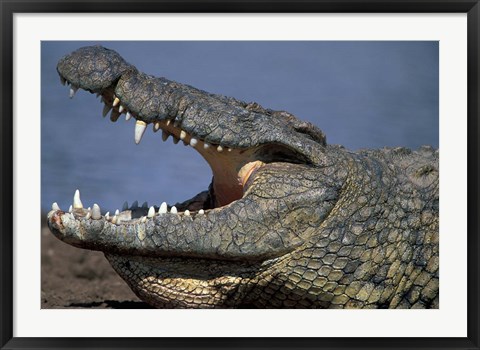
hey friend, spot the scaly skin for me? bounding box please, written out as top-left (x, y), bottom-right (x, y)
top-left (48, 46), bottom-right (439, 308)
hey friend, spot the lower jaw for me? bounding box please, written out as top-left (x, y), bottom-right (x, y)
top-left (105, 253), bottom-right (247, 308)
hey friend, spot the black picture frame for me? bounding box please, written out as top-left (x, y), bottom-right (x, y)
top-left (1, 1), bottom-right (479, 349)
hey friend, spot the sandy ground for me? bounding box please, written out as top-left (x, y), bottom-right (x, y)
top-left (41, 218), bottom-right (152, 309)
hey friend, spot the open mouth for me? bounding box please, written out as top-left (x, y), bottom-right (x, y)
top-left (55, 77), bottom-right (305, 225)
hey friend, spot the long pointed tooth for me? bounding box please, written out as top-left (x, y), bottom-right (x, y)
top-left (105, 212), bottom-right (110, 220)
top-left (60, 76), bottom-right (66, 85)
top-left (52, 202), bottom-right (61, 211)
top-left (162, 130), bottom-right (170, 141)
top-left (184, 210), bottom-right (190, 216)
top-left (69, 205), bottom-right (73, 213)
top-left (132, 200), bottom-right (138, 209)
top-left (118, 105), bottom-right (124, 113)
top-left (166, 120), bottom-right (171, 126)
top-left (179, 130), bottom-right (187, 140)
top-left (69, 86), bottom-right (78, 99)
top-left (217, 145), bottom-right (223, 152)
top-left (125, 112), bottom-right (132, 121)
top-left (92, 204), bottom-right (101, 219)
top-left (170, 206), bottom-right (178, 214)
top-left (189, 138), bottom-right (198, 147)
top-left (172, 136), bottom-right (180, 144)
top-left (153, 122), bottom-right (161, 132)
top-left (141, 216), bottom-right (147, 223)
top-left (204, 143), bottom-right (210, 149)
top-left (134, 120), bottom-right (147, 144)
top-left (115, 209), bottom-right (120, 215)
top-left (122, 201), bottom-right (128, 211)
top-left (112, 215), bottom-right (118, 224)
top-left (112, 97), bottom-right (120, 107)
top-left (73, 189), bottom-right (83, 209)
top-left (148, 206), bottom-right (155, 218)
top-left (85, 211), bottom-right (92, 220)
top-left (102, 104), bottom-right (112, 117)
top-left (198, 209), bottom-right (205, 215)
top-left (159, 202), bottom-right (167, 214)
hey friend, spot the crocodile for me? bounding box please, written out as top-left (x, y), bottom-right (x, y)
top-left (47, 45), bottom-right (439, 309)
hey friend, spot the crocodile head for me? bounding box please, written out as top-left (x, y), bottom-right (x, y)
top-left (48, 46), bottom-right (347, 308)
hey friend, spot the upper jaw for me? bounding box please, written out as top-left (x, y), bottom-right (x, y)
top-left (58, 72), bottom-right (312, 213)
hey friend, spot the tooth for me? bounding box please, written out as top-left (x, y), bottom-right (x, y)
top-left (113, 97), bottom-right (120, 107)
top-left (92, 204), bottom-right (101, 219)
top-left (112, 215), bottom-right (118, 224)
top-left (105, 212), bottom-right (110, 220)
top-left (119, 105), bottom-right (124, 113)
top-left (73, 189), bottom-right (83, 209)
top-left (60, 76), bottom-right (66, 85)
top-left (199, 209), bottom-right (205, 215)
top-left (85, 211), bottom-right (91, 219)
top-left (141, 216), bottom-right (147, 223)
top-left (170, 206), bottom-right (178, 214)
top-left (159, 202), bottom-right (167, 214)
top-left (132, 200), bottom-right (138, 209)
top-left (228, 148), bottom-right (232, 152)
top-left (148, 206), bottom-right (155, 218)
top-left (217, 145), bottom-right (223, 152)
top-left (69, 86), bottom-right (78, 98)
top-left (102, 104), bottom-right (112, 117)
top-left (69, 205), bottom-right (73, 213)
top-left (125, 112), bottom-right (132, 121)
top-left (153, 122), bottom-right (161, 132)
top-left (184, 210), bottom-right (190, 216)
top-left (87, 207), bottom-right (91, 211)
top-left (52, 202), bottom-right (61, 211)
top-left (122, 201), bottom-right (128, 211)
top-left (179, 130), bottom-right (187, 140)
top-left (134, 120), bottom-right (147, 144)
top-left (204, 143), bottom-right (210, 149)
top-left (110, 109), bottom-right (121, 122)
top-left (166, 120), bottom-right (171, 126)
top-left (162, 130), bottom-right (170, 141)
top-left (172, 136), bottom-right (180, 144)
top-left (115, 209), bottom-right (120, 215)
top-left (189, 138), bottom-right (198, 147)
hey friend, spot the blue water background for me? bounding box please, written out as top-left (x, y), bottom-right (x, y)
top-left (41, 41), bottom-right (439, 213)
